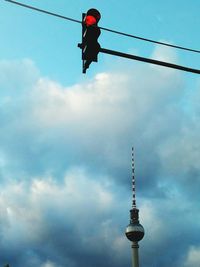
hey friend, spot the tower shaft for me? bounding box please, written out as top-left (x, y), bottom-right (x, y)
top-left (132, 242), bottom-right (139, 267)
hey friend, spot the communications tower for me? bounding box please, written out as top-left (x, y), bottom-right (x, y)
top-left (125, 148), bottom-right (145, 267)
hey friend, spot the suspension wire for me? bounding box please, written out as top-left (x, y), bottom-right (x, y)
top-left (4, 0), bottom-right (82, 24)
top-left (4, 0), bottom-right (200, 54)
top-left (99, 26), bottom-right (200, 54)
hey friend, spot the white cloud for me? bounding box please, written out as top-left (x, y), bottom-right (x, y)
top-left (184, 246), bottom-right (200, 267)
top-left (0, 168), bottom-right (116, 243)
top-left (140, 200), bottom-right (164, 243)
top-left (0, 168), bottom-right (128, 266)
top-left (0, 48), bottom-right (199, 267)
top-left (151, 42), bottom-right (178, 64)
top-left (41, 260), bottom-right (63, 267)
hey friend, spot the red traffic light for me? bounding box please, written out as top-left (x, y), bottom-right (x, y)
top-left (84, 9), bottom-right (101, 26)
top-left (86, 8), bottom-right (101, 23)
top-left (78, 8), bottom-right (101, 73)
top-left (85, 15), bottom-right (97, 26)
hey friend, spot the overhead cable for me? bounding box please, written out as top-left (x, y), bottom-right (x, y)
top-left (5, 0), bottom-right (200, 54)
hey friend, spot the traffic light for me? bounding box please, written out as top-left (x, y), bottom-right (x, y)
top-left (78, 8), bottom-right (101, 73)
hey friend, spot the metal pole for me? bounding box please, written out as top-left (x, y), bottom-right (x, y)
top-left (132, 242), bottom-right (139, 267)
top-left (99, 47), bottom-right (200, 75)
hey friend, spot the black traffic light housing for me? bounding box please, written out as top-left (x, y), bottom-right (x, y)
top-left (78, 8), bottom-right (101, 73)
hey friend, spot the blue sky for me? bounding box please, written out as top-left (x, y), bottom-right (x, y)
top-left (0, 1), bottom-right (200, 267)
top-left (1, 0), bottom-right (200, 84)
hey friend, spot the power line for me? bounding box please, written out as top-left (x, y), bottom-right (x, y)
top-left (4, 0), bottom-right (200, 54)
top-left (99, 26), bottom-right (200, 54)
top-left (4, 0), bottom-right (81, 24)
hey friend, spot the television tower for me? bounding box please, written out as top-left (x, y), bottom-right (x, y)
top-left (125, 148), bottom-right (145, 267)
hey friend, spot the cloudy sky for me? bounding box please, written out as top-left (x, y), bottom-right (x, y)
top-left (0, 1), bottom-right (200, 267)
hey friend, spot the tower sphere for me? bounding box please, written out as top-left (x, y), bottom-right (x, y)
top-left (125, 222), bottom-right (145, 242)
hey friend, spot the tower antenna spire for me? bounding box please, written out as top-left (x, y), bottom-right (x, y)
top-left (132, 147), bottom-right (137, 209)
